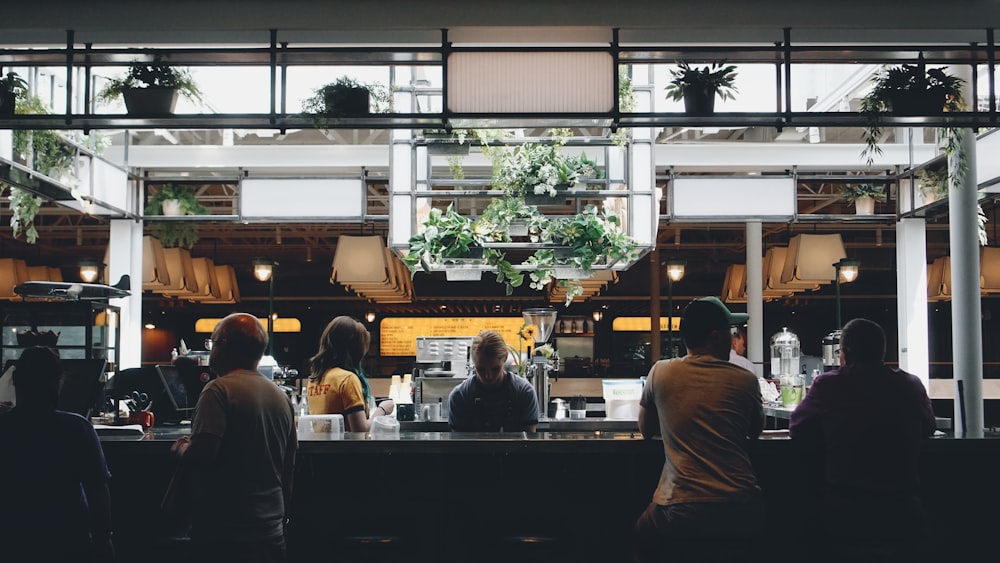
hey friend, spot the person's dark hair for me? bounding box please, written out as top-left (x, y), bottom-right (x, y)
top-left (13, 346), bottom-right (62, 407)
top-left (679, 299), bottom-right (730, 349)
top-left (217, 314), bottom-right (268, 370)
top-left (309, 315), bottom-right (370, 382)
top-left (471, 330), bottom-right (508, 365)
top-left (840, 318), bottom-right (885, 364)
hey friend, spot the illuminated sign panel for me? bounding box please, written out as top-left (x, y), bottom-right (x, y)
top-left (380, 317), bottom-right (525, 357)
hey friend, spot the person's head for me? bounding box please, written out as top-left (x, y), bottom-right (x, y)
top-left (471, 330), bottom-right (510, 389)
top-left (209, 313), bottom-right (268, 376)
top-left (309, 316), bottom-right (370, 380)
top-left (13, 346), bottom-right (62, 410)
top-left (840, 318), bottom-right (886, 365)
top-left (680, 296), bottom-right (750, 361)
top-left (731, 326), bottom-right (747, 355)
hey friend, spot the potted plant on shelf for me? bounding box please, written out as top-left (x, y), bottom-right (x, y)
top-left (918, 166), bottom-right (949, 204)
top-left (664, 61), bottom-right (738, 116)
top-left (840, 183), bottom-right (887, 215)
top-left (0, 71), bottom-right (28, 117)
top-left (490, 137), bottom-right (592, 204)
top-left (476, 196), bottom-right (544, 239)
top-left (525, 205), bottom-right (639, 305)
top-left (422, 128), bottom-right (471, 156)
top-left (145, 184), bottom-right (208, 248)
top-left (303, 77), bottom-right (391, 126)
top-left (859, 56), bottom-right (965, 166)
top-left (96, 59), bottom-right (203, 115)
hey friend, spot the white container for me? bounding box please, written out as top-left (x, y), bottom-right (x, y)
top-left (569, 409), bottom-right (587, 420)
top-left (297, 414), bottom-right (344, 440)
top-left (602, 379), bottom-right (643, 420)
top-left (370, 415), bottom-right (401, 439)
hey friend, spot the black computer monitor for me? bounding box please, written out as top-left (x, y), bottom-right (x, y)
top-left (155, 364), bottom-right (212, 421)
top-left (57, 359), bottom-right (108, 418)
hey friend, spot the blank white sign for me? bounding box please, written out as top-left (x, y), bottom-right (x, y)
top-left (672, 177), bottom-right (796, 221)
top-left (241, 178), bottom-right (363, 219)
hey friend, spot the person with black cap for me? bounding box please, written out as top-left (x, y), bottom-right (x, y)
top-left (632, 297), bottom-right (764, 563)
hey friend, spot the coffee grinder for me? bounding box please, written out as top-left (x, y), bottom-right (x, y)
top-left (522, 308), bottom-right (559, 418)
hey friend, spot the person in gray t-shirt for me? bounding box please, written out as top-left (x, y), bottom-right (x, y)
top-left (448, 330), bottom-right (538, 432)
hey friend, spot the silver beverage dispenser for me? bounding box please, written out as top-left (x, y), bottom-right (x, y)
top-left (822, 330), bottom-right (841, 371)
top-left (770, 328), bottom-right (804, 407)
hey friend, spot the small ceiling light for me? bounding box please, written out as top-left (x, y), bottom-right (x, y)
top-left (664, 259), bottom-right (687, 283)
top-left (592, 310), bottom-right (604, 322)
top-left (79, 260), bottom-right (101, 283)
top-left (365, 311), bottom-right (376, 323)
top-left (144, 323), bottom-right (156, 330)
top-left (253, 258), bottom-right (277, 282)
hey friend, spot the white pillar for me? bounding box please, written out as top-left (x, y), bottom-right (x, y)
top-left (746, 221), bottom-right (763, 377)
top-left (949, 127), bottom-right (983, 436)
top-left (895, 217), bottom-right (929, 387)
top-left (108, 219), bottom-right (144, 370)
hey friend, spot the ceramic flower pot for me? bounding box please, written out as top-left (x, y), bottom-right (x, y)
top-left (161, 199), bottom-right (183, 216)
top-left (0, 91), bottom-right (15, 117)
top-left (854, 196), bottom-right (875, 215)
top-left (323, 87), bottom-right (369, 117)
top-left (683, 88), bottom-right (716, 116)
top-left (888, 87), bottom-right (945, 116)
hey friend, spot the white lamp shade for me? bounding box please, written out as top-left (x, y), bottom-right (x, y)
top-left (0, 258), bottom-right (29, 300)
top-left (781, 234), bottom-right (846, 285)
top-left (141, 236), bottom-right (171, 289)
top-left (332, 235), bottom-right (391, 283)
top-left (158, 248), bottom-right (200, 294)
top-left (766, 247), bottom-right (819, 291)
top-left (199, 265), bottom-right (240, 304)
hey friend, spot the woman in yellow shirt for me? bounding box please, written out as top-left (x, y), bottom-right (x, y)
top-left (307, 316), bottom-right (394, 431)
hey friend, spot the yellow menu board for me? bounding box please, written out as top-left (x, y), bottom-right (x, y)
top-left (379, 317), bottom-right (525, 357)
top-left (611, 317), bottom-right (681, 332)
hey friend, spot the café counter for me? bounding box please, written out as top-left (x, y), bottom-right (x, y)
top-left (99, 426), bottom-right (1000, 563)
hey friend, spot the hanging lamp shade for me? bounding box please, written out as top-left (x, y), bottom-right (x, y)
top-left (184, 257), bottom-right (222, 301)
top-left (722, 264), bottom-right (748, 303)
top-left (0, 258), bottom-right (29, 300)
top-left (331, 235), bottom-right (391, 283)
top-left (199, 265), bottom-right (240, 304)
top-left (927, 256), bottom-right (950, 302)
top-left (156, 248), bottom-right (200, 294)
top-left (765, 247), bottom-right (819, 292)
top-left (780, 234), bottom-right (847, 285)
top-left (141, 236), bottom-right (171, 290)
top-left (26, 265), bottom-right (63, 282)
top-left (980, 247), bottom-right (1000, 294)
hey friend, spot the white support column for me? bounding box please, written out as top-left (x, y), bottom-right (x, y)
top-left (949, 127), bottom-right (983, 436)
top-left (896, 217), bottom-right (929, 387)
top-left (0, 129), bottom-right (11, 160)
top-left (108, 219), bottom-right (143, 370)
top-left (746, 222), bottom-right (763, 377)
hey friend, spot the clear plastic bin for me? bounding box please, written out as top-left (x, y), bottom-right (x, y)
top-left (297, 414), bottom-right (344, 439)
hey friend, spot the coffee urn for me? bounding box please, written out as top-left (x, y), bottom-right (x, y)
top-left (822, 330), bottom-right (841, 371)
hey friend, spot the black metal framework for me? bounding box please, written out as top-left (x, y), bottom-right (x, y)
top-left (0, 27), bottom-right (995, 131)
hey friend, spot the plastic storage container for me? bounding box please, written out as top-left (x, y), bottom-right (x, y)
top-left (602, 379), bottom-right (644, 420)
top-left (297, 414), bottom-right (344, 439)
top-left (370, 414), bottom-right (400, 438)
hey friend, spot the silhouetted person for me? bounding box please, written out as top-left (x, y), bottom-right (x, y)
top-left (790, 318), bottom-right (936, 563)
top-left (171, 313), bottom-right (297, 563)
top-left (0, 346), bottom-right (114, 562)
top-left (632, 297), bottom-right (763, 563)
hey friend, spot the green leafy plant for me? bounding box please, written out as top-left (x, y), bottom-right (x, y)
top-left (95, 59), bottom-right (203, 105)
top-left (303, 76), bottom-right (390, 126)
top-left (664, 61), bottom-right (738, 114)
top-left (1, 71), bottom-right (28, 115)
top-left (145, 184), bottom-right (208, 248)
top-left (840, 183), bottom-right (887, 202)
top-left (860, 59), bottom-right (965, 167)
top-left (403, 204), bottom-right (485, 270)
top-left (475, 196), bottom-right (544, 242)
top-left (613, 65), bottom-right (637, 148)
top-left (919, 166), bottom-right (949, 201)
top-left (0, 184), bottom-right (42, 243)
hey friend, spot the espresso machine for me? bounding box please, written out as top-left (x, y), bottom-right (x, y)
top-left (522, 308), bottom-right (560, 418)
top-left (413, 336), bottom-right (473, 417)
top-left (822, 330), bottom-right (841, 371)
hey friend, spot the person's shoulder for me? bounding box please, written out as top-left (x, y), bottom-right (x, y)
top-left (450, 375), bottom-right (476, 397)
top-left (509, 373), bottom-right (534, 392)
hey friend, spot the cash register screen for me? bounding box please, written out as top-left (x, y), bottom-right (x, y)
top-left (57, 359), bottom-right (107, 417)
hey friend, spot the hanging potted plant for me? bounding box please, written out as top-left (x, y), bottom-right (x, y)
top-left (490, 139), bottom-right (584, 205)
top-left (859, 56), bottom-right (965, 166)
top-left (303, 77), bottom-right (390, 127)
top-left (145, 184), bottom-right (208, 248)
top-left (96, 58), bottom-right (203, 115)
top-left (664, 61), bottom-right (738, 116)
top-left (840, 183), bottom-right (887, 215)
top-left (423, 128), bottom-right (471, 156)
top-left (918, 166), bottom-right (949, 205)
top-left (476, 196), bottom-right (543, 239)
top-left (0, 71), bottom-right (28, 117)
top-left (1, 183), bottom-right (42, 243)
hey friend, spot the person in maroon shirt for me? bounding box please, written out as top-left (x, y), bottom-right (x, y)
top-left (790, 318), bottom-right (936, 562)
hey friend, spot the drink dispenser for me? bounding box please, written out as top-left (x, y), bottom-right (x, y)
top-left (770, 328), bottom-right (804, 407)
top-left (822, 330), bottom-right (841, 371)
